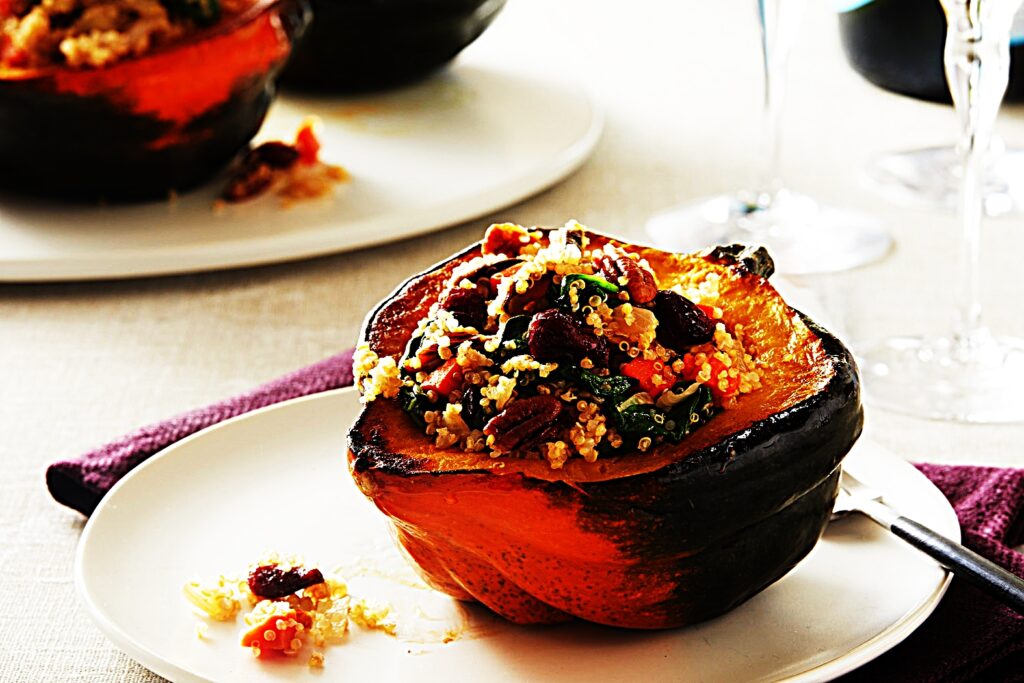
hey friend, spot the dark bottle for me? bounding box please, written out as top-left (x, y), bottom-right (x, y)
top-left (838, 0), bottom-right (1024, 103)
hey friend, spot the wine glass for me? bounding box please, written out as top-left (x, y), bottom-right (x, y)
top-left (646, 0), bottom-right (892, 276)
top-left (838, 0), bottom-right (1024, 216)
top-left (867, 139), bottom-right (1024, 217)
top-left (859, 0), bottom-right (1024, 423)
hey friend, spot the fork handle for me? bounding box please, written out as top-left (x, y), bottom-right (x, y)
top-left (889, 516), bottom-right (1024, 616)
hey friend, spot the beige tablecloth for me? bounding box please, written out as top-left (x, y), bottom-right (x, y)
top-left (3, 1), bottom-right (1024, 680)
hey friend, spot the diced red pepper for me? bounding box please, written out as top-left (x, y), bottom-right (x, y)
top-left (2, 44), bottom-right (28, 68)
top-left (697, 304), bottom-right (719, 320)
top-left (677, 354), bottom-right (739, 403)
top-left (422, 358), bottom-right (464, 398)
top-left (705, 356), bottom-right (739, 402)
top-left (293, 121), bottom-right (321, 166)
top-left (621, 358), bottom-right (677, 397)
top-left (241, 608), bottom-right (313, 656)
top-left (678, 354), bottom-right (698, 382)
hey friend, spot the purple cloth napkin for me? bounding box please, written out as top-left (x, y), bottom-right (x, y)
top-left (46, 349), bottom-right (354, 516)
top-left (839, 463), bottom-right (1024, 683)
top-left (47, 354), bottom-right (1024, 681)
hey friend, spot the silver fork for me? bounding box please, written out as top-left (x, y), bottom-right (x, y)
top-left (833, 469), bottom-right (1024, 615)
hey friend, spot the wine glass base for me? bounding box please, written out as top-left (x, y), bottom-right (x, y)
top-left (867, 146), bottom-right (1024, 216)
top-left (645, 190), bottom-right (892, 275)
top-left (859, 333), bottom-right (1024, 423)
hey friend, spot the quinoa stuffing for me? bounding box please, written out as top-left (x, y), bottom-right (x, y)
top-left (1, 0), bottom-right (253, 70)
top-left (355, 221), bottom-right (764, 469)
top-left (184, 553), bottom-right (398, 668)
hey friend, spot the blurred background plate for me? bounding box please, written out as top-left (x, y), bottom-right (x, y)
top-left (0, 59), bottom-right (602, 282)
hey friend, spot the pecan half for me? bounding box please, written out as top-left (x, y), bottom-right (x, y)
top-left (596, 248), bottom-right (658, 304)
top-left (483, 394), bottom-right (563, 452)
top-left (527, 308), bottom-right (609, 367)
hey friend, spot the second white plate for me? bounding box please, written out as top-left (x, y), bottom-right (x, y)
top-left (0, 60), bottom-right (602, 281)
top-left (76, 387), bottom-right (957, 683)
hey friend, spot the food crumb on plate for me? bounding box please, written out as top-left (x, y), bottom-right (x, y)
top-left (217, 118), bottom-right (349, 208)
top-left (184, 551), bottom-right (455, 669)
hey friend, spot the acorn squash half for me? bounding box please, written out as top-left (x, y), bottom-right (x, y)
top-left (347, 229), bottom-right (862, 629)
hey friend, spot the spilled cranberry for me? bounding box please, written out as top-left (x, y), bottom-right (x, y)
top-left (248, 564), bottom-right (325, 599)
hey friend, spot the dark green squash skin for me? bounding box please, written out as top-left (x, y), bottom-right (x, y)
top-left (572, 316), bottom-right (861, 624)
top-left (349, 236), bottom-right (863, 628)
top-left (0, 81), bottom-right (273, 200)
top-left (281, 0), bottom-right (506, 92)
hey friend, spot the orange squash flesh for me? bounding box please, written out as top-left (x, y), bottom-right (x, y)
top-left (348, 230), bottom-right (863, 629)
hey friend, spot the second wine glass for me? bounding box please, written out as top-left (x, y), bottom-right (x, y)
top-left (646, 0), bottom-right (892, 275)
top-left (860, 0), bottom-right (1024, 423)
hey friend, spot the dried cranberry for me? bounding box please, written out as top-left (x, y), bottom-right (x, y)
top-left (248, 564), bottom-right (325, 600)
top-left (653, 290), bottom-right (715, 353)
top-left (527, 309), bottom-right (609, 367)
top-left (246, 141), bottom-right (301, 170)
top-left (461, 386), bottom-right (488, 429)
top-left (439, 287), bottom-right (487, 330)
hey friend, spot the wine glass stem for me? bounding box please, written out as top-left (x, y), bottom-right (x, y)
top-left (754, 0), bottom-right (804, 206)
top-left (942, 0), bottom-right (1017, 352)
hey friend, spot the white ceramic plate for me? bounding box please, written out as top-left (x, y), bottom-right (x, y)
top-left (76, 388), bottom-right (957, 683)
top-left (0, 61), bottom-right (602, 282)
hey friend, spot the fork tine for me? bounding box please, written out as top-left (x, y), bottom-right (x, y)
top-left (840, 468), bottom-right (884, 503)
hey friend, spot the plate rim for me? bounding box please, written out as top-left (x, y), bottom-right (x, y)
top-left (75, 387), bottom-right (955, 682)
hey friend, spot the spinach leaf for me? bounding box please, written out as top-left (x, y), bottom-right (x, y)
top-left (494, 314), bottom-right (531, 358)
top-left (664, 385), bottom-right (715, 441)
top-left (398, 385), bottom-right (435, 427)
top-left (615, 404), bottom-right (668, 438)
top-left (562, 366), bottom-right (633, 400)
top-left (554, 274), bottom-right (619, 311)
top-left (613, 385), bottom-right (715, 443)
top-left (500, 314), bottom-right (531, 344)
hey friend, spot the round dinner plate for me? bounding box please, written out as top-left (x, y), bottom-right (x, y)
top-left (76, 388), bottom-right (957, 683)
top-left (0, 62), bottom-right (602, 282)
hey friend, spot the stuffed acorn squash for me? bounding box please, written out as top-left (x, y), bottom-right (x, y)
top-left (347, 221), bottom-right (863, 629)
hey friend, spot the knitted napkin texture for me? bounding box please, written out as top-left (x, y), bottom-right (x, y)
top-left (839, 463), bottom-right (1024, 683)
top-left (46, 349), bottom-right (354, 516)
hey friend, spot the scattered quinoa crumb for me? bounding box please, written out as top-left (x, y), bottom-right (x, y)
top-left (186, 555), bottom-right (406, 670)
